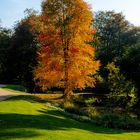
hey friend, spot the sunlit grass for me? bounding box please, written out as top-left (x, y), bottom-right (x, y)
top-left (0, 95), bottom-right (140, 140)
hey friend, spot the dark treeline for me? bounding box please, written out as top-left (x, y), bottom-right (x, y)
top-left (0, 10), bottom-right (38, 92)
top-left (0, 10), bottom-right (140, 108)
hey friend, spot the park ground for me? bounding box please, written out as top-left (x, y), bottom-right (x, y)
top-left (0, 85), bottom-right (140, 140)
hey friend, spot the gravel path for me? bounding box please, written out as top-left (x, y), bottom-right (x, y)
top-left (0, 85), bottom-right (26, 101)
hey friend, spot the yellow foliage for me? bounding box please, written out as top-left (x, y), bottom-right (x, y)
top-left (33, 0), bottom-right (100, 94)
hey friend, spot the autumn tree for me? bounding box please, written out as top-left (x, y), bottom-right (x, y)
top-left (33, 0), bottom-right (100, 98)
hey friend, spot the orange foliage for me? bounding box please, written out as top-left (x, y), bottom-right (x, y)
top-left (33, 0), bottom-right (100, 95)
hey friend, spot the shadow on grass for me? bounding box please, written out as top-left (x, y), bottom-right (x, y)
top-left (5, 95), bottom-right (47, 103)
top-left (0, 130), bottom-right (39, 140)
top-left (0, 111), bottom-right (131, 138)
top-left (0, 95), bottom-right (137, 139)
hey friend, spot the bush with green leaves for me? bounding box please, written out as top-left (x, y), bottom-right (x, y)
top-left (95, 113), bottom-right (140, 130)
top-left (106, 63), bottom-right (137, 109)
top-left (85, 97), bottom-right (98, 106)
top-left (73, 94), bottom-right (84, 104)
top-left (62, 101), bottom-right (81, 115)
top-left (82, 107), bottom-right (99, 119)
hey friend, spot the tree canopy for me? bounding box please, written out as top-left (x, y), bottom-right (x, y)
top-left (33, 0), bottom-right (100, 97)
top-left (8, 11), bottom-right (38, 91)
top-left (94, 11), bottom-right (140, 65)
top-left (0, 27), bottom-right (12, 83)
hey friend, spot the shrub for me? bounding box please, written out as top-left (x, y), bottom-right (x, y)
top-left (82, 107), bottom-right (99, 119)
top-left (95, 113), bottom-right (140, 130)
top-left (106, 63), bottom-right (137, 109)
top-left (85, 97), bottom-right (98, 106)
top-left (62, 101), bottom-right (81, 115)
top-left (73, 94), bottom-right (84, 104)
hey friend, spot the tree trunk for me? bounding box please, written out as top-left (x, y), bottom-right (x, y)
top-left (63, 42), bottom-right (73, 100)
top-left (61, 2), bottom-right (73, 101)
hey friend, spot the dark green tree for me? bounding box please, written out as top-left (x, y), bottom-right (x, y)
top-left (120, 43), bottom-right (140, 101)
top-left (93, 11), bottom-right (140, 65)
top-left (106, 63), bottom-right (137, 109)
top-left (9, 11), bottom-right (38, 92)
top-left (0, 27), bottom-right (12, 83)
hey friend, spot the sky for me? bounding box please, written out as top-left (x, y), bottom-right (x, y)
top-left (0, 0), bottom-right (140, 28)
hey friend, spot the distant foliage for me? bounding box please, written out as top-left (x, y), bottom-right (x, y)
top-left (93, 11), bottom-right (140, 65)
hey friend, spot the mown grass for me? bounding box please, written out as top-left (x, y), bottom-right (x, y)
top-left (0, 95), bottom-right (140, 140)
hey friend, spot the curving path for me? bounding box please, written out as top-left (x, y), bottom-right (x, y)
top-left (0, 85), bottom-right (26, 101)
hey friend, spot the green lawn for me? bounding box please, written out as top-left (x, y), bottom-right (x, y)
top-left (0, 95), bottom-right (140, 140)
